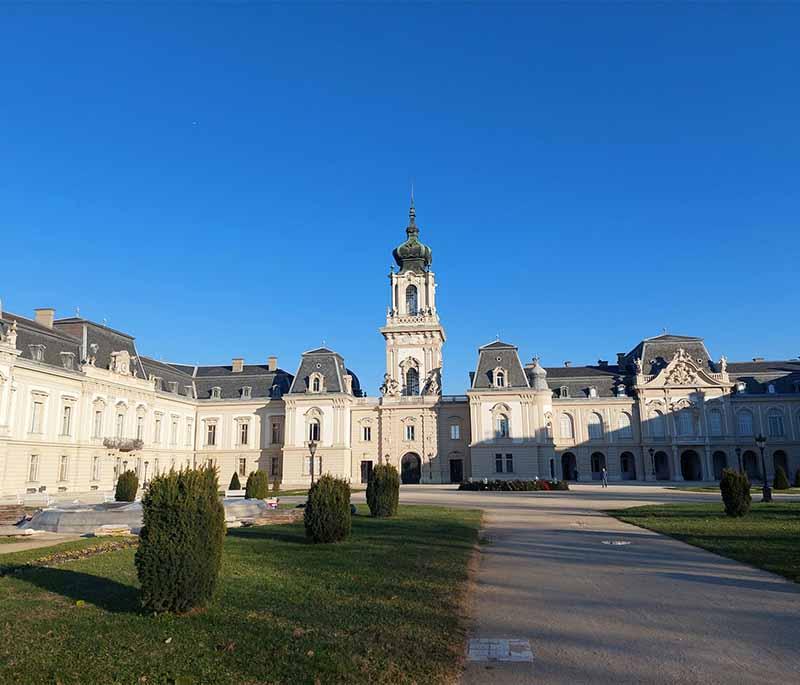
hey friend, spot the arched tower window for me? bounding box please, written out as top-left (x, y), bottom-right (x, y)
top-left (406, 285), bottom-right (418, 316)
top-left (312, 377), bottom-right (320, 392)
top-left (404, 367), bottom-right (420, 396)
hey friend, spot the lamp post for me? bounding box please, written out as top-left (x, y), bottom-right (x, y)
top-left (735, 446), bottom-right (742, 473)
top-left (648, 447), bottom-right (655, 479)
top-left (755, 434), bottom-right (772, 502)
top-left (308, 440), bottom-right (318, 486)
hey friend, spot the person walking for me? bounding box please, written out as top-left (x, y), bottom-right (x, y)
top-left (601, 466), bottom-right (608, 488)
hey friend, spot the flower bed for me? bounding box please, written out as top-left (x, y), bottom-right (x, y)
top-left (458, 479), bottom-right (569, 492)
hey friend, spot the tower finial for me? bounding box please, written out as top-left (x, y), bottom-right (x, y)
top-left (409, 182), bottom-right (416, 224)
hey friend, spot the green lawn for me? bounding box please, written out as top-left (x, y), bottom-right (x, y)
top-left (611, 502), bottom-right (800, 583)
top-left (669, 484), bottom-right (800, 493)
top-left (0, 505), bottom-right (480, 685)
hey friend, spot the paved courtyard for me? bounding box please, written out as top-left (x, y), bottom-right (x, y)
top-left (361, 484), bottom-right (800, 685)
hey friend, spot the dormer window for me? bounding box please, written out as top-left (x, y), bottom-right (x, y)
top-left (767, 383), bottom-right (776, 394)
top-left (560, 385), bottom-right (569, 398)
top-left (241, 386), bottom-right (252, 399)
top-left (588, 386), bottom-right (598, 398)
top-left (184, 385), bottom-right (195, 398)
top-left (60, 351), bottom-right (75, 370)
top-left (211, 386), bottom-right (222, 400)
top-left (309, 372), bottom-right (324, 393)
top-left (312, 377), bottom-right (320, 392)
top-left (736, 381), bottom-right (747, 394)
top-left (493, 368), bottom-right (506, 388)
top-left (168, 381), bottom-right (178, 394)
top-left (29, 344), bottom-right (46, 362)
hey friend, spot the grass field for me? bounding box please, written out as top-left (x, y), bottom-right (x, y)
top-left (611, 502), bottom-right (800, 583)
top-left (669, 484), bottom-right (800, 493)
top-left (0, 505), bottom-right (480, 685)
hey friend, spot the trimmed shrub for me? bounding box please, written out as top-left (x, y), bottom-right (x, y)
top-left (304, 474), bottom-right (351, 543)
top-left (228, 472), bottom-right (241, 491)
top-left (720, 468), bottom-right (751, 517)
top-left (773, 466), bottom-right (790, 490)
top-left (115, 470), bottom-right (139, 502)
top-left (794, 468), bottom-right (800, 488)
top-left (458, 479), bottom-right (569, 492)
top-left (135, 465), bottom-right (226, 613)
top-left (272, 479), bottom-right (281, 494)
top-left (245, 470), bottom-right (269, 499)
top-left (366, 464), bottom-right (400, 517)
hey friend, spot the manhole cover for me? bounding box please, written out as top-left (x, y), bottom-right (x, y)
top-left (467, 638), bottom-right (534, 662)
top-left (601, 540), bottom-right (631, 546)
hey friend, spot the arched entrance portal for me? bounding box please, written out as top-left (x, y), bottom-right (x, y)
top-left (561, 452), bottom-right (577, 481)
top-left (743, 450), bottom-right (760, 481)
top-left (712, 451), bottom-right (728, 480)
top-left (590, 452), bottom-right (606, 480)
top-left (680, 450), bottom-right (703, 481)
top-left (620, 452), bottom-right (636, 480)
top-left (654, 451), bottom-right (671, 480)
top-left (401, 452), bottom-right (421, 484)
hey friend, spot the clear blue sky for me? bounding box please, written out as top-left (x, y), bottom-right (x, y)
top-left (2, 3), bottom-right (798, 394)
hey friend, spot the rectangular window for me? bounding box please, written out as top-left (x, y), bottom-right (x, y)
top-left (61, 405), bottom-right (72, 436)
top-left (93, 410), bottom-right (103, 438)
top-left (115, 413), bottom-right (125, 438)
top-left (505, 453), bottom-right (514, 473)
top-left (450, 424), bottom-right (460, 440)
top-left (768, 414), bottom-right (785, 438)
top-left (405, 424), bottom-right (415, 441)
top-left (206, 423), bottom-right (217, 446)
top-left (171, 419), bottom-right (178, 446)
top-left (28, 454), bottom-right (39, 482)
top-left (238, 457), bottom-right (247, 477)
top-left (362, 425), bottom-right (371, 442)
top-left (271, 422), bottom-right (281, 444)
top-left (360, 460), bottom-right (374, 484)
top-left (305, 456), bottom-right (321, 475)
top-left (495, 453), bottom-right (503, 473)
top-left (270, 456), bottom-right (280, 477)
top-left (30, 401), bottom-right (44, 433)
top-left (136, 415), bottom-right (144, 441)
top-left (186, 421), bottom-right (193, 446)
top-left (708, 411), bottom-right (723, 437)
top-left (154, 417), bottom-right (162, 444)
top-left (239, 422), bottom-right (249, 446)
top-left (92, 456), bottom-right (101, 481)
top-left (58, 455), bottom-right (69, 482)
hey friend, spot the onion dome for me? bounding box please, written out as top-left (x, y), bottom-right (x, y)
top-left (392, 201), bottom-right (432, 273)
top-left (530, 356), bottom-right (548, 391)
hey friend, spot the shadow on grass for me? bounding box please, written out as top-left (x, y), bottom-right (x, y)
top-left (4, 566), bottom-right (140, 613)
top-left (226, 525), bottom-right (309, 544)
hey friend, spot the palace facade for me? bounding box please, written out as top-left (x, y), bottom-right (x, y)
top-left (1, 203), bottom-right (799, 498)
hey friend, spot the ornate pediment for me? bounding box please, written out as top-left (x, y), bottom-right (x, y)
top-left (644, 348), bottom-right (729, 389)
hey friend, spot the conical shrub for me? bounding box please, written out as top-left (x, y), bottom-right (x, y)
top-left (773, 466), bottom-right (790, 490)
top-left (720, 468), bottom-right (751, 517)
top-left (304, 474), bottom-right (351, 543)
top-left (135, 465), bottom-right (226, 613)
top-left (229, 472), bottom-right (241, 490)
top-left (245, 470), bottom-right (269, 499)
top-left (366, 464), bottom-right (400, 517)
top-left (115, 470), bottom-right (139, 502)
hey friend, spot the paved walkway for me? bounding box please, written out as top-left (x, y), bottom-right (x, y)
top-left (384, 484), bottom-right (800, 685)
top-left (0, 532), bottom-right (80, 555)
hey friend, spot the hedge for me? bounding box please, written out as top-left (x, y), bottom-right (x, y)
top-left (228, 472), bottom-right (241, 491)
top-left (135, 465), bottom-right (226, 613)
top-left (304, 475), bottom-right (351, 543)
top-left (114, 470), bottom-right (139, 502)
top-left (245, 470), bottom-right (269, 499)
top-left (458, 479), bottom-right (569, 492)
top-left (366, 464), bottom-right (400, 517)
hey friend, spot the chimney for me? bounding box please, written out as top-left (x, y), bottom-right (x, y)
top-left (598, 359), bottom-right (608, 368)
top-left (232, 358), bottom-right (244, 373)
top-left (34, 308), bottom-right (55, 329)
top-left (564, 361), bottom-right (572, 368)
top-left (617, 352), bottom-right (626, 366)
top-left (267, 356), bottom-right (278, 372)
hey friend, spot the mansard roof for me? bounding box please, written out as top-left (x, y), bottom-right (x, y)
top-left (1, 311), bottom-right (82, 370)
top-left (139, 357), bottom-right (196, 397)
top-left (289, 347), bottom-right (361, 395)
top-left (54, 316), bottom-right (148, 378)
top-left (623, 333), bottom-right (712, 376)
top-left (471, 340), bottom-right (529, 389)
top-left (728, 360), bottom-right (800, 395)
top-left (540, 364), bottom-right (624, 398)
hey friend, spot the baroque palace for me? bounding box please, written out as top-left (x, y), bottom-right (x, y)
top-left (1, 203), bottom-right (799, 498)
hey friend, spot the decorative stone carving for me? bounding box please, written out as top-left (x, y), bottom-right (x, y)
top-left (423, 369), bottom-right (441, 396)
top-left (110, 350), bottom-right (132, 376)
top-left (103, 437), bottom-right (143, 452)
top-left (87, 343), bottom-right (99, 366)
top-left (634, 357), bottom-right (643, 374)
top-left (665, 362), bottom-right (697, 386)
top-left (719, 355), bottom-right (727, 373)
top-left (380, 373), bottom-right (400, 397)
top-left (0, 320), bottom-right (17, 347)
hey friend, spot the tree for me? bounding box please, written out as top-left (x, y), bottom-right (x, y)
top-left (773, 466), bottom-right (790, 490)
top-left (229, 472), bottom-right (241, 490)
top-left (304, 474), bottom-right (351, 543)
top-left (135, 466), bottom-right (226, 613)
top-left (245, 470), bottom-right (269, 499)
top-left (720, 468), bottom-right (751, 517)
top-left (114, 470), bottom-right (139, 502)
top-left (366, 464), bottom-right (400, 517)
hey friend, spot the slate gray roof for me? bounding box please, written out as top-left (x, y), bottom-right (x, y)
top-left (289, 348), bottom-right (361, 395)
top-left (541, 365), bottom-right (624, 398)
top-left (1, 312), bottom-right (82, 370)
top-left (54, 317), bottom-right (148, 378)
top-left (623, 334), bottom-right (713, 375)
top-left (471, 341), bottom-right (530, 390)
top-left (194, 366), bottom-right (293, 400)
top-left (140, 357), bottom-right (196, 397)
top-left (728, 360), bottom-right (800, 394)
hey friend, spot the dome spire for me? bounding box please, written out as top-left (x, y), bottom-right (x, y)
top-left (392, 194), bottom-right (432, 273)
top-left (409, 182), bottom-right (415, 223)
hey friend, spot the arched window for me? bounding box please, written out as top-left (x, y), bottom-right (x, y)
top-left (676, 411), bottom-right (694, 437)
top-left (496, 414), bottom-right (509, 438)
top-left (708, 409), bottom-right (723, 436)
top-left (406, 285), bottom-right (418, 315)
top-left (587, 412), bottom-right (603, 440)
top-left (496, 370), bottom-right (506, 388)
top-left (737, 409), bottom-right (754, 436)
top-left (404, 367), bottom-right (419, 396)
top-left (767, 409), bottom-right (785, 438)
top-left (617, 412), bottom-right (632, 439)
top-left (308, 418), bottom-right (321, 442)
top-left (559, 413), bottom-right (574, 439)
top-left (312, 377), bottom-right (320, 392)
top-left (650, 410), bottom-right (666, 437)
